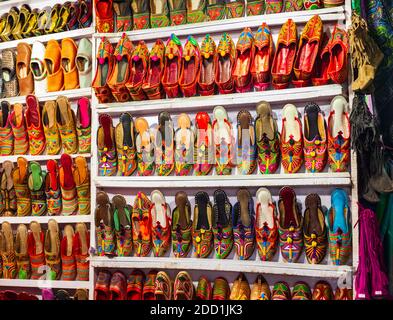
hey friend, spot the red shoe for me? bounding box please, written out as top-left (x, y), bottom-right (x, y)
top-left (127, 41), bottom-right (149, 101)
top-left (143, 270), bottom-right (158, 300)
top-left (94, 270), bottom-right (111, 300)
top-left (127, 269), bottom-right (145, 300)
top-left (179, 36), bottom-right (201, 97)
top-left (311, 32), bottom-right (330, 86)
top-left (162, 34), bottom-right (182, 98)
top-left (95, 0), bottom-right (114, 32)
top-left (109, 271), bottom-right (127, 300)
top-left (25, 95), bottom-right (46, 155)
top-left (198, 35), bottom-right (217, 96)
top-left (233, 27), bottom-right (254, 93)
top-left (327, 25), bottom-right (349, 84)
top-left (215, 33), bottom-right (235, 94)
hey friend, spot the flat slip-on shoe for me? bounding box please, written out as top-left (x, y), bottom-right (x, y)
top-left (126, 40), bottom-right (149, 101)
top-left (150, 0), bottom-right (170, 28)
top-left (174, 271), bottom-right (194, 300)
top-left (292, 281), bottom-right (312, 300)
top-left (196, 276), bottom-right (212, 300)
top-left (113, 0), bottom-right (133, 31)
top-left (179, 36), bottom-right (201, 98)
top-left (42, 101), bottom-right (61, 155)
top-left (112, 194), bottom-right (133, 256)
top-left (0, 102), bottom-right (14, 156)
top-left (60, 224), bottom-right (77, 280)
top-left (272, 281), bottom-right (291, 300)
top-left (226, 0), bottom-right (245, 19)
top-left (25, 95), bottom-right (46, 155)
top-left (44, 219), bottom-right (61, 280)
top-left (193, 112), bottom-right (213, 176)
top-left (162, 34), bottom-right (182, 98)
top-left (312, 280), bottom-right (333, 300)
top-left (172, 191), bottom-right (193, 258)
top-left (45, 4), bottom-right (61, 34)
top-left (0, 161), bottom-right (17, 217)
top-left (192, 191), bottom-right (213, 258)
top-left (0, 222), bottom-right (17, 279)
top-left (250, 275), bottom-right (271, 300)
top-left (127, 269), bottom-right (145, 300)
top-left (97, 114), bottom-right (118, 176)
top-left (155, 111), bottom-right (174, 176)
top-left (198, 35), bottom-right (217, 96)
top-left (131, 0), bottom-right (151, 30)
top-left (233, 27), bottom-right (254, 93)
top-left (175, 113), bottom-right (193, 176)
top-left (74, 289), bottom-right (89, 300)
top-left (284, 0), bottom-right (304, 11)
top-left (15, 224), bottom-right (31, 279)
top-left (34, 7), bottom-right (51, 36)
top-left (2, 49), bottom-right (19, 98)
top-left (0, 7), bottom-right (19, 42)
top-left (44, 40), bottom-right (64, 92)
top-left (215, 33), bottom-right (235, 94)
top-left (56, 96), bottom-right (78, 154)
top-left (95, 191), bottom-right (115, 256)
top-left (135, 117), bottom-right (155, 176)
top-left (212, 277), bottom-right (230, 300)
top-left (304, 0), bottom-right (323, 9)
top-left (327, 25), bottom-right (349, 84)
top-left (132, 192), bottom-right (153, 257)
top-left (143, 270), bottom-right (157, 300)
top-left (73, 222), bottom-right (90, 281)
top-left (207, 0), bottom-right (226, 21)
top-left (94, 270), bottom-right (111, 300)
top-left (12, 157), bottom-right (31, 216)
top-left (16, 43), bottom-right (34, 96)
top-left (76, 97), bottom-right (91, 153)
top-left (186, 0), bottom-right (207, 23)
top-left (61, 38), bottom-right (80, 90)
top-left (230, 273), bottom-right (251, 300)
top-left (168, 0), bottom-right (187, 26)
top-left (79, 0), bottom-right (93, 28)
top-left (155, 271), bottom-right (172, 300)
top-left (236, 109), bottom-right (257, 175)
top-left (30, 41), bottom-right (48, 95)
top-left (67, 1), bottom-right (81, 30)
top-left (109, 271), bottom-right (127, 300)
top-left (311, 32), bottom-right (330, 86)
top-left (59, 154), bottom-right (78, 216)
top-left (72, 156), bottom-right (91, 215)
top-left (115, 112), bottom-right (137, 176)
top-left (247, 0), bottom-right (266, 16)
top-left (9, 103), bottom-right (28, 155)
top-left (54, 2), bottom-right (72, 33)
top-left (76, 38), bottom-right (92, 88)
top-left (28, 161), bottom-right (47, 216)
top-left (95, 0), bottom-right (114, 32)
top-left (45, 159), bottom-right (62, 216)
top-left (150, 190), bottom-right (171, 257)
top-left (27, 221), bottom-right (45, 279)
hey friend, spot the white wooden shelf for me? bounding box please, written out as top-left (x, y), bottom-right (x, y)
top-left (0, 153), bottom-right (91, 164)
top-left (0, 215), bottom-right (91, 225)
top-left (97, 84), bottom-right (343, 115)
top-left (0, 279), bottom-right (89, 289)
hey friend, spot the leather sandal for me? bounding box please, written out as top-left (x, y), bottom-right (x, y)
top-left (180, 36), bottom-right (201, 97)
top-left (198, 35), bottom-right (217, 96)
top-left (132, 192), bottom-right (152, 257)
top-left (78, 0), bottom-right (93, 28)
top-left (215, 33), bottom-right (235, 94)
top-left (142, 39), bottom-right (165, 100)
top-left (150, 0), bottom-right (170, 28)
top-left (236, 109), bottom-right (256, 175)
top-left (155, 111), bottom-right (174, 176)
top-left (12, 157), bottom-right (31, 216)
top-left (175, 113), bottom-right (193, 176)
top-left (172, 191), bottom-right (192, 258)
top-left (95, 191), bottom-right (115, 256)
top-left (9, 103), bottom-right (28, 155)
top-left (126, 40), bottom-right (149, 101)
top-left (162, 34), bottom-right (182, 98)
top-left (114, 0), bottom-right (132, 31)
top-left (73, 156), bottom-right (91, 215)
top-left (59, 154), bottom-right (78, 215)
top-left (115, 112), bottom-right (137, 176)
top-left (233, 28), bottom-right (254, 93)
top-left (54, 2), bottom-right (72, 33)
top-left (44, 40), bottom-right (64, 92)
top-left (61, 38), bottom-right (80, 90)
top-left (45, 159), bottom-right (62, 216)
top-left (28, 161), bottom-right (47, 216)
top-left (135, 117), bottom-right (155, 176)
top-left (95, 0), bottom-right (114, 32)
top-left (97, 114), bottom-right (118, 176)
top-left (194, 112), bottom-right (213, 176)
top-left (112, 195), bottom-right (133, 256)
top-left (16, 43), bottom-right (34, 96)
top-left (150, 190), bottom-right (171, 257)
top-left (11, 5), bottom-right (31, 40)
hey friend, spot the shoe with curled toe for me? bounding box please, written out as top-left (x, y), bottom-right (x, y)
top-left (250, 275), bottom-right (271, 300)
top-left (132, 192), bottom-right (152, 257)
top-left (45, 160), bottom-right (62, 216)
top-left (230, 273), bottom-right (251, 300)
top-left (25, 95), bottom-right (46, 155)
top-left (126, 40), bottom-right (149, 101)
top-left (12, 157), bottom-right (31, 216)
top-left (236, 109), bottom-right (257, 175)
top-left (0, 102), bottom-right (14, 156)
top-left (215, 33), bottom-right (235, 95)
top-left (156, 111), bottom-right (174, 176)
top-left (198, 35), bottom-right (217, 96)
top-left (112, 194), bottom-right (133, 257)
top-left (150, 190), bottom-right (171, 257)
top-left (162, 34), bottom-right (182, 98)
top-left (115, 112), bottom-right (137, 176)
top-left (193, 112), bottom-right (213, 176)
top-left (28, 161), bottom-right (47, 216)
top-left (98, 114), bottom-right (118, 176)
top-left (150, 0), bottom-right (170, 28)
top-left (59, 154), bottom-right (78, 216)
top-left (179, 36), bottom-right (201, 98)
top-left (135, 117), bottom-right (155, 176)
top-left (192, 191), bottom-right (213, 258)
top-left (9, 103), bottom-right (28, 155)
top-left (174, 271), bottom-right (194, 300)
top-left (76, 97), bottom-right (91, 154)
top-left (95, 191), bottom-right (115, 256)
top-left (233, 28), bottom-right (254, 93)
top-left (73, 156), bottom-right (91, 215)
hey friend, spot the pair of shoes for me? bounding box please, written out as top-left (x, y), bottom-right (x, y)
top-left (0, 290), bottom-right (38, 300)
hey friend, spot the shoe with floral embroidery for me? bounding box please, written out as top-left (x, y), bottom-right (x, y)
top-left (179, 36), bottom-right (201, 97)
top-left (196, 276), bottom-right (212, 300)
top-left (230, 273), bottom-right (251, 300)
top-left (115, 112), bottom-right (137, 176)
top-left (150, 190), bottom-right (171, 257)
top-left (198, 35), bottom-right (217, 96)
top-left (266, 0), bottom-right (283, 13)
top-left (56, 96), bottom-right (78, 154)
top-left (45, 160), bottom-right (62, 216)
top-left (0, 102), bottom-right (14, 156)
top-left (135, 117), bottom-right (155, 176)
top-left (95, 191), bottom-right (115, 256)
top-left (272, 281), bottom-right (291, 300)
top-left (172, 191), bottom-right (192, 258)
top-left (15, 224), bottom-right (30, 279)
top-left (194, 112), bottom-right (213, 176)
top-left (9, 103), bottom-right (28, 155)
top-left (95, 0), bottom-right (114, 32)
top-left (215, 33), bottom-right (235, 94)
top-left (327, 25), bottom-right (348, 85)
top-left (127, 40), bottom-right (149, 101)
top-left (175, 113), bottom-right (193, 176)
top-left (28, 161), bottom-right (47, 216)
top-left (193, 191), bottom-right (213, 258)
top-left (74, 222), bottom-right (89, 281)
top-left (44, 219), bottom-right (61, 280)
top-left (156, 111), bottom-right (174, 176)
top-left (312, 281), bottom-right (333, 300)
top-left (143, 270), bottom-right (157, 300)
top-left (207, 0), bottom-right (226, 21)
top-left (112, 195), bottom-right (132, 256)
top-left (60, 224), bottom-right (76, 281)
top-left (127, 269), bottom-right (145, 300)
top-left (73, 156), bottom-right (90, 215)
top-left (162, 34), bottom-right (182, 98)
top-left (0, 161), bottom-right (17, 217)
top-left (42, 101), bottom-right (61, 155)
top-left (98, 114), bottom-right (117, 176)
top-left (226, 0), bottom-right (245, 18)
top-left (155, 271), bottom-right (172, 300)
top-left (236, 109), bottom-right (256, 175)
top-left (25, 95), bottom-right (46, 155)
top-left (250, 275), bottom-right (271, 300)
top-left (212, 277), bottom-right (230, 300)
top-left (27, 221), bottom-right (45, 280)
top-left (76, 97), bottom-right (91, 154)
top-left (12, 157), bottom-right (31, 216)
top-left (174, 271), bottom-right (194, 300)
top-left (109, 271), bottom-right (127, 300)
top-left (132, 192), bottom-right (152, 257)
top-left (233, 28), bottom-right (254, 93)
top-left (284, 0), bottom-right (303, 11)
top-left (247, 0), bottom-right (265, 15)
top-left (142, 39), bottom-right (165, 100)
top-left (0, 222), bottom-right (16, 279)
top-left (94, 270), bottom-right (111, 300)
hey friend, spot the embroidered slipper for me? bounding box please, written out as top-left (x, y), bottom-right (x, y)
top-left (0, 103), bottom-right (13, 156)
top-left (112, 194), bottom-right (133, 256)
top-left (42, 101), bottom-right (61, 155)
top-left (303, 193), bottom-right (327, 264)
top-left (127, 269), bottom-right (145, 300)
top-left (143, 270), bottom-right (157, 300)
top-left (196, 276), bottom-right (212, 300)
top-left (126, 40), bottom-right (149, 101)
top-left (233, 28), bottom-right (254, 93)
top-left (67, 1), bottom-right (81, 30)
top-left (215, 33), bottom-right (235, 94)
top-left (54, 2), bottom-right (72, 33)
top-left (168, 0), bottom-right (186, 26)
top-left (131, 0), bottom-right (150, 29)
top-left (27, 221), bottom-right (45, 280)
top-left (30, 42), bottom-right (48, 95)
top-left (115, 112), bottom-right (137, 176)
top-left (45, 4), bottom-right (61, 34)
top-left (150, 189), bottom-right (171, 257)
top-left (194, 112), bottom-right (213, 176)
top-left (327, 25), bottom-right (348, 84)
top-left (303, 102), bottom-right (327, 172)
top-left (2, 49), bottom-right (19, 98)
top-left (278, 186), bottom-right (303, 262)
top-left (72, 156), bottom-right (91, 215)
top-left (95, 190), bottom-right (115, 256)
top-left (56, 96), bottom-right (78, 154)
top-left (230, 273), bottom-right (250, 300)
top-left (272, 281), bottom-right (291, 300)
top-left (45, 160), bottom-right (62, 216)
top-left (98, 114), bottom-right (118, 176)
top-left (334, 287), bottom-right (352, 300)
top-left (198, 35), bottom-right (217, 96)
top-left (59, 154), bottom-right (78, 215)
top-left (16, 43), bottom-right (34, 95)
top-left (12, 157), bottom-right (31, 216)
top-left (250, 275), bottom-right (271, 300)
top-left (76, 38), bottom-right (93, 88)
top-left (1, 222), bottom-right (16, 279)
top-left (95, 0), bottom-right (114, 32)
top-left (132, 192), bottom-right (152, 257)
top-left (150, 0), bottom-right (170, 28)
top-left (162, 34), bottom-right (182, 98)
top-left (174, 271), bottom-right (194, 300)
top-left (237, 109), bottom-right (256, 175)
top-left (284, 0), bottom-right (304, 11)
top-left (312, 280), bottom-right (333, 300)
top-left (60, 224), bottom-right (76, 280)
top-left (292, 281), bottom-right (312, 300)
top-left (9, 103), bottom-right (28, 155)
top-left (76, 97), bottom-right (91, 153)
top-left (179, 36), bottom-right (201, 97)
top-left (44, 40), bottom-right (64, 92)
top-left (255, 187), bottom-right (278, 261)
top-left (61, 38), bottom-right (80, 90)
top-left (186, 0), bottom-right (207, 23)
top-left (28, 161), bottom-right (47, 216)
top-left (11, 5), bottom-right (29, 39)
top-left (94, 270), bottom-right (111, 300)
top-left (155, 111), bottom-right (174, 176)
top-left (110, 271), bottom-right (127, 300)
top-left (74, 288), bottom-right (89, 300)
top-left (0, 161), bottom-right (17, 217)
top-left (192, 191), bottom-right (213, 258)
top-left (212, 277), bottom-right (230, 300)
top-left (172, 191), bottom-right (193, 258)
top-left (175, 113), bottom-right (193, 176)
top-left (304, 0), bottom-right (323, 9)
top-left (113, 0), bottom-right (132, 31)
top-left (247, 0), bottom-right (265, 15)
top-left (78, 0), bottom-right (93, 28)
top-left (207, 0), bottom-right (225, 21)
top-left (212, 189), bottom-right (233, 259)
top-left (280, 104), bottom-right (303, 173)
top-left (135, 117), bottom-right (155, 176)
top-left (73, 222), bottom-right (90, 281)
top-left (226, 0), bottom-right (245, 18)
top-left (44, 219), bottom-right (61, 280)
top-left (155, 271), bottom-right (172, 300)
top-left (311, 32), bottom-right (330, 86)
top-left (15, 224), bottom-right (31, 279)
top-left (25, 95), bottom-right (46, 155)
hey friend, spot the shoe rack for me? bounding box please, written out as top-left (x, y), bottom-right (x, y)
top-left (88, 2), bottom-right (359, 300)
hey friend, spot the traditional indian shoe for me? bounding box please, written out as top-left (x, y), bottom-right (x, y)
top-left (131, 0), bottom-right (150, 29)
top-left (293, 15), bottom-right (323, 87)
top-left (2, 49), bottom-right (19, 98)
top-left (303, 102), bottom-right (327, 172)
top-left (2, 8), bottom-right (19, 41)
top-left (233, 188), bottom-right (255, 260)
top-left (323, 0), bottom-right (343, 7)
top-left (95, 191), bottom-right (115, 256)
top-left (292, 282), bottom-right (312, 300)
top-left (265, 0), bottom-right (283, 13)
top-left (15, 224), bottom-right (31, 279)
top-left (127, 269), bottom-right (145, 300)
top-left (44, 219), bottom-right (61, 280)
top-left (107, 34), bottom-right (133, 102)
top-left (278, 186), bottom-right (303, 263)
top-left (16, 43), bottom-right (34, 95)
top-left (193, 191), bottom-right (213, 258)
top-left (45, 160), bottom-right (62, 216)
top-left (0, 222), bottom-right (16, 279)
top-left (112, 195), bottom-right (133, 256)
top-left (113, 0), bottom-right (132, 31)
top-left (126, 40), bottom-right (149, 101)
top-left (284, 0), bottom-right (304, 11)
top-left (175, 113), bottom-right (193, 176)
top-left (76, 38), bottom-right (93, 88)
top-left (74, 222), bottom-right (90, 281)
top-left (42, 101), bottom-right (61, 155)
top-left (303, 193), bottom-right (327, 264)
top-left (272, 281), bottom-right (291, 300)
top-left (311, 32), bottom-right (330, 86)
top-left (226, 0), bottom-right (245, 18)
top-left (247, 0), bottom-right (265, 15)
top-left (168, 0), bottom-right (187, 25)
top-left (215, 33), bottom-right (235, 94)
top-left (172, 191), bottom-right (193, 258)
top-left (233, 28), bottom-right (254, 93)
top-left (95, 0), bottom-right (114, 32)
top-left (143, 270), bottom-right (157, 300)
top-left (30, 41), bottom-right (48, 95)
top-left (115, 112), bottom-right (137, 176)
top-left (179, 36), bottom-right (201, 97)
top-left (109, 271), bottom-right (127, 300)
top-left (135, 117), bottom-right (155, 176)
top-left (255, 101), bottom-right (280, 174)
top-left (0, 161), bottom-right (17, 217)
top-left (327, 188), bottom-right (351, 265)
top-left (194, 112), bottom-right (213, 175)
top-left (280, 104), bottom-right (303, 173)
top-left (61, 38), bottom-right (80, 90)
top-left (11, 5), bottom-right (31, 40)
top-left (73, 156), bottom-right (91, 215)
top-left (186, 0), bottom-right (207, 23)
top-left (74, 289), bottom-right (89, 300)
top-left (212, 189), bottom-right (233, 259)
top-left (28, 161), bottom-right (47, 216)
top-left (12, 157), bottom-right (31, 216)
top-left (56, 96), bottom-right (78, 154)
top-left (44, 40), bottom-right (64, 92)
top-left (22, 9), bottom-right (39, 38)
top-left (67, 2), bottom-right (81, 30)
top-left (230, 273), bottom-right (251, 300)
top-left (98, 114), bottom-right (118, 176)
top-left (59, 154), bottom-right (78, 215)
top-left (94, 270), bottom-right (111, 300)
top-left (304, 0), bottom-right (323, 9)
top-left (35, 7), bottom-right (51, 37)
top-left (0, 102), bottom-right (14, 156)
top-left (162, 34), bottom-right (182, 98)
top-left (174, 271), bottom-right (194, 300)
top-left (327, 95), bottom-right (350, 172)
top-left (155, 271), bottom-right (172, 300)
top-left (212, 277), bottom-right (230, 300)
top-left (213, 106), bottom-right (234, 175)
top-left (327, 25), bottom-right (349, 84)
top-left (9, 103), bottom-right (28, 155)
top-left (250, 275), bottom-right (271, 300)
top-left (312, 280), bottom-right (333, 300)
top-left (255, 187), bottom-right (278, 261)
top-left (196, 276), bottom-right (212, 300)
top-left (334, 287), bottom-right (352, 300)
top-left (251, 23), bottom-right (274, 91)
top-left (79, 0), bottom-right (93, 28)
top-left (76, 97), bottom-right (91, 154)
top-left (132, 192), bottom-right (152, 257)
top-left (207, 0), bottom-right (226, 21)
top-left (150, 190), bottom-right (171, 257)
top-left (27, 221), bottom-right (45, 280)
top-left (271, 19), bottom-right (297, 89)
top-left (198, 35), bottom-right (217, 96)
top-left (45, 4), bottom-right (61, 34)
top-left (92, 38), bottom-right (115, 103)
top-left (142, 39), bottom-right (166, 100)
top-left (150, 0), bottom-right (170, 28)
top-left (60, 224), bottom-right (77, 280)
top-left (155, 111), bottom-right (174, 176)
top-left (25, 95), bottom-right (46, 155)
top-left (236, 109), bottom-right (256, 175)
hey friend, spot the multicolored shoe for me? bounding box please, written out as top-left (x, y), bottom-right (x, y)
top-left (207, 0), bottom-right (225, 21)
top-left (0, 102), bottom-right (14, 156)
top-left (193, 112), bottom-right (213, 176)
top-left (155, 271), bottom-right (172, 300)
top-left (74, 222), bottom-right (90, 281)
top-left (0, 222), bottom-right (17, 279)
top-left (115, 113), bottom-right (137, 176)
top-left (304, 0), bottom-right (323, 9)
top-left (250, 275), bottom-right (271, 300)
top-left (59, 154), bottom-right (78, 216)
top-left (162, 34), bottom-right (182, 98)
top-left (94, 270), bottom-right (111, 300)
top-left (72, 156), bottom-right (91, 215)
top-left (112, 195), bottom-right (133, 257)
top-left (150, 190), bottom-right (171, 257)
top-left (168, 0), bottom-right (187, 25)
top-left (126, 40), bottom-right (149, 101)
top-left (284, 0), bottom-right (304, 11)
top-left (247, 0), bottom-right (265, 15)
top-left (150, 0), bottom-right (170, 28)
top-left (135, 117), bottom-right (155, 176)
top-left (143, 270), bottom-right (157, 300)
top-left (196, 276), bottom-right (212, 300)
top-left (236, 109), bottom-right (256, 175)
top-left (156, 112), bottom-right (174, 176)
top-left (192, 191), bottom-right (213, 258)
top-left (127, 269), bottom-right (145, 300)
top-left (226, 0), bottom-right (245, 18)
top-left (312, 281), bottom-right (333, 300)
top-left (42, 101), bottom-right (61, 155)
top-left (28, 161), bottom-right (47, 216)
top-left (233, 28), bottom-right (254, 93)
top-left (56, 96), bottom-right (79, 154)
top-left (212, 277), bottom-right (230, 300)
top-left (265, 0), bottom-right (283, 13)
top-left (27, 221), bottom-right (45, 280)
top-left (45, 160), bottom-right (62, 216)
top-left (174, 271), bottom-right (194, 300)
top-left (292, 282), bottom-right (312, 300)
top-left (0, 161), bottom-right (17, 217)
top-left (15, 224), bottom-right (31, 279)
top-left (132, 0), bottom-right (150, 29)
top-left (12, 157), bottom-right (31, 216)
top-left (97, 114), bottom-right (117, 176)
top-left (215, 33), bottom-right (235, 94)
top-left (9, 103), bottom-right (28, 155)
top-left (327, 25), bottom-right (348, 85)
top-left (25, 95), bottom-right (46, 155)
top-left (179, 36), bottom-right (201, 97)
top-left (172, 191), bottom-right (192, 258)
top-left (230, 273), bottom-right (251, 300)
top-left (272, 281), bottom-right (291, 300)
top-left (60, 224), bottom-right (76, 281)
top-left (132, 192), bottom-right (152, 257)
top-left (186, 0), bottom-right (207, 23)
top-left (76, 97), bottom-right (91, 154)
top-left (95, 191), bottom-right (115, 256)
top-left (198, 35), bottom-right (217, 96)
top-left (175, 113), bottom-right (193, 176)
top-left (44, 219), bottom-right (61, 280)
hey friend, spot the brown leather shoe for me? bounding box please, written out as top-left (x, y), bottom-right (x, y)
top-left (16, 43), bottom-right (34, 96)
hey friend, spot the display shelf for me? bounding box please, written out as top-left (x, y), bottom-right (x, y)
top-left (0, 279), bottom-right (89, 289)
top-left (0, 215), bottom-right (91, 225)
top-left (96, 84), bottom-right (343, 115)
top-left (0, 153), bottom-right (91, 164)
top-left (0, 0), bottom-right (70, 12)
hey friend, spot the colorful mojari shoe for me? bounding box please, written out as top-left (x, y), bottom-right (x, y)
top-left (303, 193), bottom-right (327, 264)
top-left (255, 187), bottom-right (278, 261)
top-left (143, 270), bottom-right (157, 300)
top-left (230, 273), bottom-right (251, 300)
top-left (233, 28), bottom-right (254, 93)
top-left (194, 112), bottom-right (213, 176)
top-left (12, 157), bottom-right (31, 216)
top-left (174, 271), bottom-right (194, 300)
top-left (327, 95), bottom-right (350, 172)
top-left (250, 275), bottom-right (271, 300)
top-left (255, 101), bottom-right (280, 174)
top-left (312, 281), bottom-right (333, 300)
top-left (131, 0), bottom-right (150, 30)
top-left (280, 104), bottom-right (303, 173)
top-left (198, 35), bottom-right (217, 96)
top-left (74, 222), bottom-right (90, 281)
top-left (135, 117), bottom-right (155, 176)
top-left (0, 102), bottom-right (14, 156)
top-left (155, 271), bottom-right (172, 300)
top-left (72, 156), bottom-right (91, 215)
top-left (28, 161), bottom-right (47, 216)
top-left (95, 0), bottom-right (114, 32)
top-left (284, 0), bottom-right (304, 11)
top-left (196, 276), bottom-right (212, 300)
top-left (127, 269), bottom-right (145, 300)
top-left (207, 0), bottom-right (226, 21)
top-left (109, 271), bottom-right (127, 300)
top-left (236, 109), bottom-right (257, 175)
top-left (265, 0), bottom-right (283, 13)
top-left (0, 222), bottom-right (17, 279)
top-left (115, 113), bottom-right (137, 176)
top-left (97, 114), bottom-right (118, 176)
top-left (212, 277), bottom-right (230, 300)
top-left (42, 101), bottom-right (61, 155)
top-left (192, 191), bottom-right (213, 258)
top-left (304, 0), bottom-right (323, 9)
top-left (76, 97), bottom-right (91, 154)
top-left (278, 186), bottom-right (303, 263)
top-left (132, 192), bottom-right (152, 257)
top-left (272, 281), bottom-right (291, 300)
top-left (56, 96), bottom-right (79, 154)
top-left (45, 160), bottom-right (62, 216)
top-left (94, 270), bottom-right (111, 300)
top-left (76, 38), bottom-right (93, 88)
top-left (172, 191), bottom-right (193, 258)
top-left (113, 0), bottom-right (132, 31)
top-left (179, 36), bottom-right (201, 97)
top-left (9, 103), bottom-right (28, 155)
top-left (247, 0), bottom-right (265, 15)
top-left (150, 190), bottom-right (171, 257)
top-left (27, 221), bottom-right (45, 280)
top-left (44, 219), bottom-right (61, 280)
top-left (327, 25), bottom-right (348, 84)
top-left (156, 111), bottom-right (174, 176)
top-left (226, 0), bottom-right (245, 18)
top-left (186, 0), bottom-right (207, 23)
top-left (334, 287), bottom-right (352, 300)
top-left (59, 154), bottom-right (78, 215)
top-left (95, 191), bottom-right (116, 256)
top-left (292, 282), bottom-right (312, 300)
top-left (175, 113), bottom-right (193, 176)
top-left (212, 189), bottom-right (233, 259)
top-left (112, 195), bottom-right (133, 256)
top-left (25, 95), bottom-right (46, 155)
top-left (126, 41), bottom-right (149, 101)
top-left (168, 0), bottom-right (187, 25)
top-left (271, 19), bottom-right (297, 89)
top-left (327, 188), bottom-right (351, 265)
top-left (215, 33), bottom-right (235, 94)
top-left (0, 161), bottom-right (17, 217)
top-left (150, 0), bottom-right (170, 28)
top-left (162, 34), bottom-right (182, 98)
top-left (311, 32), bottom-right (330, 86)
top-left (303, 102), bottom-right (327, 173)
top-left (15, 224), bottom-right (31, 279)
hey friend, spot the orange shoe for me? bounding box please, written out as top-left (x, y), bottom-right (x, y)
top-left (44, 40), bottom-right (64, 92)
top-left (61, 38), bottom-right (80, 90)
top-left (162, 34), bottom-right (182, 98)
top-left (327, 25), bottom-right (349, 84)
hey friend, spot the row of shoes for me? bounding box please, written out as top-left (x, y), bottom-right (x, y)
top-left (95, 186), bottom-right (351, 265)
top-left (0, 38), bottom-right (92, 98)
top-left (0, 290), bottom-right (39, 300)
top-left (95, 269), bottom-right (352, 300)
top-left (0, 220), bottom-right (89, 281)
top-left (97, 97), bottom-right (350, 177)
top-left (0, 96), bottom-right (91, 156)
top-left (93, 16), bottom-right (348, 104)
top-left (42, 288), bottom-right (89, 300)
top-left (0, 2), bottom-right (92, 42)
top-left (95, 0), bottom-right (344, 33)
top-left (0, 155), bottom-right (90, 217)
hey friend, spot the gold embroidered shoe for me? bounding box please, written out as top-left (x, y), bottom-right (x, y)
top-left (73, 156), bottom-right (91, 215)
top-left (9, 103), bottom-right (28, 155)
top-left (215, 33), bottom-right (235, 94)
top-left (56, 96), bottom-right (78, 154)
top-left (126, 40), bottom-right (149, 101)
top-left (42, 101), bottom-right (61, 155)
top-left (12, 157), bottom-right (31, 217)
top-left (115, 112), bottom-right (137, 176)
top-left (0, 102), bottom-right (14, 156)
